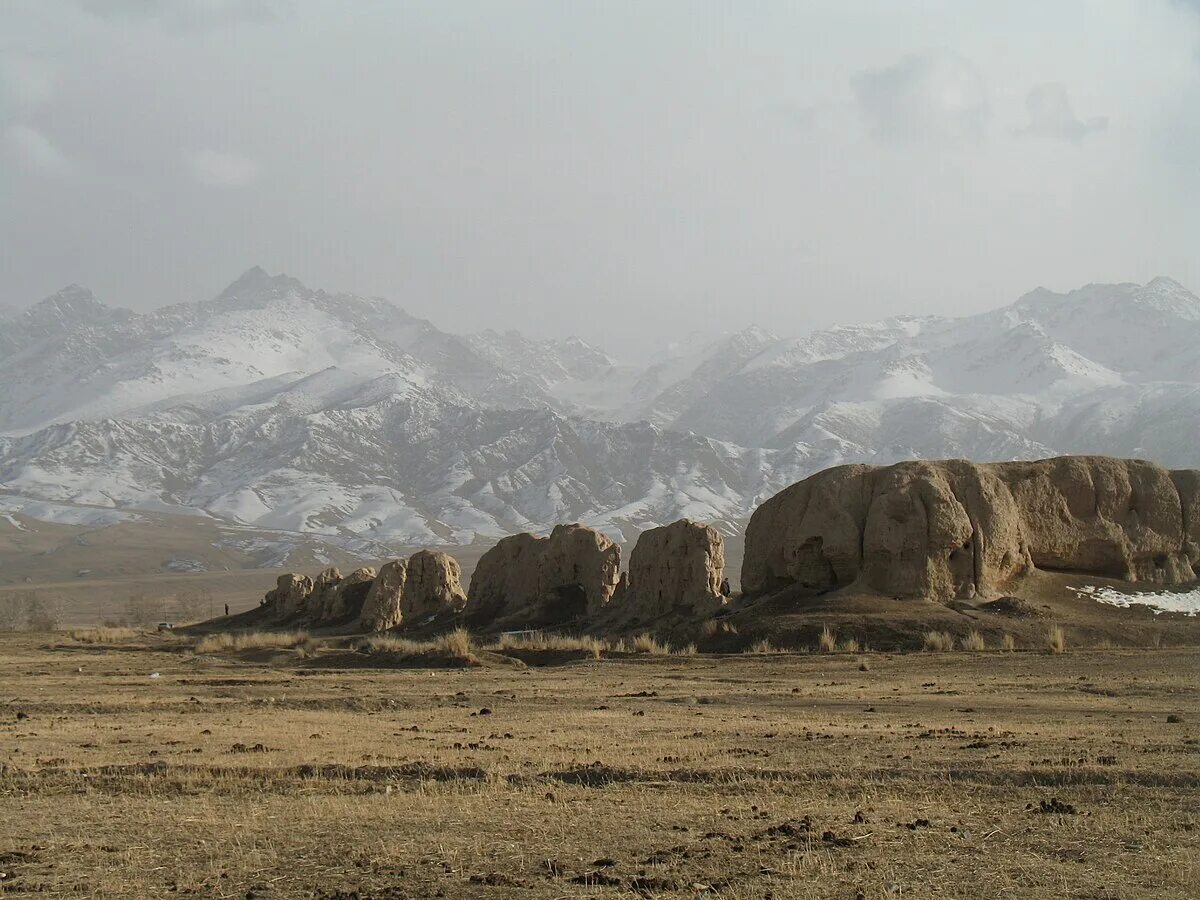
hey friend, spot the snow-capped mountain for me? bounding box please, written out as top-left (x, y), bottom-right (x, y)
top-left (1, 270), bottom-right (1197, 544)
top-left (646, 277), bottom-right (1200, 466)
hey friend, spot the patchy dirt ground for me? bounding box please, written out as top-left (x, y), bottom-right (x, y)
top-left (1, 632), bottom-right (1197, 898)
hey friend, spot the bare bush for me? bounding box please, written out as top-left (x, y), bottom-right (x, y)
top-left (125, 594), bottom-right (164, 628)
top-left (0, 592), bottom-right (64, 632)
top-left (0, 594), bottom-right (24, 631)
top-left (173, 587), bottom-right (213, 623)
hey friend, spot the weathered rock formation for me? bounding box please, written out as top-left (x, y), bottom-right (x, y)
top-left (358, 559), bottom-right (407, 632)
top-left (293, 566), bottom-right (379, 623)
top-left (1169, 468), bottom-right (1200, 567)
top-left (466, 533), bottom-right (546, 623)
top-left (625, 519), bottom-right (728, 616)
top-left (742, 456), bottom-right (1200, 603)
top-left (402, 550), bottom-right (467, 621)
top-left (305, 566), bottom-right (344, 621)
top-left (538, 524), bottom-right (622, 615)
top-left (261, 550), bottom-right (471, 631)
top-left (327, 567), bottom-right (376, 621)
top-left (263, 573), bottom-right (313, 619)
top-left (467, 524), bottom-right (621, 624)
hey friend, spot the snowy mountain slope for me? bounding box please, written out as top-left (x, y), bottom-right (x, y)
top-left (625, 326), bottom-right (780, 427)
top-left (0, 399), bottom-right (819, 542)
top-left (652, 278), bottom-right (1200, 462)
top-left (0, 268), bottom-right (566, 435)
top-left (0, 270), bottom-right (1197, 545)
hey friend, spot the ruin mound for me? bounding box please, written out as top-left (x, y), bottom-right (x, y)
top-left (742, 456), bottom-right (1200, 603)
top-left (621, 519), bottom-right (729, 618)
top-left (466, 524), bottom-right (621, 627)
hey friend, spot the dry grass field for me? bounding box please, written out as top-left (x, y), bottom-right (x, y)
top-left (0, 632), bottom-right (1197, 899)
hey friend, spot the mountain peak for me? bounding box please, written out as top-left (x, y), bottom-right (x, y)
top-left (30, 284), bottom-right (106, 318)
top-left (218, 266), bottom-right (308, 302)
top-left (1136, 276), bottom-right (1200, 321)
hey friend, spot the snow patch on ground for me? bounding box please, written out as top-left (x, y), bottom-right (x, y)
top-left (0, 494), bottom-right (140, 527)
top-left (1075, 584), bottom-right (1200, 616)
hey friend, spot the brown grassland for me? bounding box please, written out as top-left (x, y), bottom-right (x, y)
top-left (0, 631), bottom-right (1197, 898)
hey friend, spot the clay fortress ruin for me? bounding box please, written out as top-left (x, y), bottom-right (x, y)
top-left (258, 456), bottom-right (1200, 633)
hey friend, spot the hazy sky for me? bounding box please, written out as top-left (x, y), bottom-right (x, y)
top-left (3, 1), bottom-right (1199, 358)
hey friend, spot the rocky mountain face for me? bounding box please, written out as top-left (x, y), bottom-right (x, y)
top-left (1, 269), bottom-right (1198, 545)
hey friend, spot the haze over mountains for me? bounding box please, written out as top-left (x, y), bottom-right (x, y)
top-left (1, 268), bottom-right (1197, 545)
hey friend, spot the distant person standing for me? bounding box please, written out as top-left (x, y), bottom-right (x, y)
top-left (224, 603), bottom-right (229, 617)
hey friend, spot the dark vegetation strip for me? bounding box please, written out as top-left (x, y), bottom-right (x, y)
top-left (3, 762), bottom-right (1198, 794)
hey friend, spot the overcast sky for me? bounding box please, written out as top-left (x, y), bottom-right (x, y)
top-left (3, 1), bottom-right (1199, 358)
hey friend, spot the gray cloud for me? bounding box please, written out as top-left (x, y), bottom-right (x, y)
top-left (0, 54), bottom-right (57, 111)
top-left (4, 124), bottom-right (73, 173)
top-left (1017, 83), bottom-right (1107, 143)
top-left (184, 149), bottom-right (259, 187)
top-left (1, 4), bottom-right (1197, 358)
top-left (851, 50), bottom-right (990, 144)
top-left (70, 0), bottom-right (292, 31)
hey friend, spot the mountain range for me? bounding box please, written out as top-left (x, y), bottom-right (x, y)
top-left (1, 268), bottom-right (1197, 545)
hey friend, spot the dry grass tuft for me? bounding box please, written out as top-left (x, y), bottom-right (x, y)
top-left (1046, 624), bottom-right (1067, 654)
top-left (1001, 632), bottom-right (1017, 652)
top-left (357, 635), bottom-right (428, 655)
top-left (923, 630), bottom-right (954, 652)
top-left (194, 631), bottom-right (310, 654)
top-left (70, 626), bottom-right (138, 643)
top-left (674, 643), bottom-right (699, 657)
top-left (1, 630), bottom-right (1198, 897)
top-left (818, 625), bottom-right (837, 653)
top-left (493, 631), bottom-right (608, 658)
top-left (702, 619), bottom-right (738, 637)
top-left (358, 628), bottom-right (477, 663)
top-left (960, 630), bottom-right (986, 652)
top-left (434, 628), bottom-right (474, 660)
top-left (633, 633), bottom-right (670, 655)
top-left (748, 638), bottom-right (784, 654)
top-left (838, 637), bottom-right (860, 654)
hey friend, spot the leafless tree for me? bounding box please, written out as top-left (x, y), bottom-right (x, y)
top-left (173, 586), bottom-right (215, 623)
top-left (23, 594), bottom-right (64, 631)
top-left (124, 593), bottom-right (164, 628)
top-left (0, 592), bottom-right (64, 631)
top-left (0, 593), bottom-right (26, 631)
